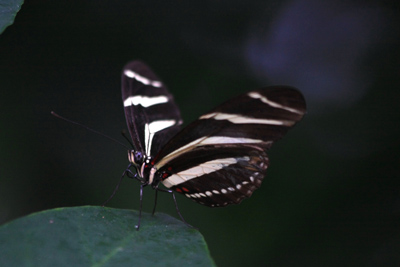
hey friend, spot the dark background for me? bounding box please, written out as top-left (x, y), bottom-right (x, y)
top-left (1, 0), bottom-right (399, 266)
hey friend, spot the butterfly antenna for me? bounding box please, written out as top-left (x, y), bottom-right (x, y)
top-left (121, 130), bottom-right (134, 148)
top-left (51, 111), bottom-right (130, 149)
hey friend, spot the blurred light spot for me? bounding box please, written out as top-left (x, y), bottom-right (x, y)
top-left (245, 0), bottom-right (387, 109)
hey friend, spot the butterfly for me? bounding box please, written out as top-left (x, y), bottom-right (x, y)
top-left (116, 61), bottom-right (306, 229)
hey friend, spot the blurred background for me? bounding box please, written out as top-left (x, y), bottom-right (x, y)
top-left (1, 0), bottom-right (399, 266)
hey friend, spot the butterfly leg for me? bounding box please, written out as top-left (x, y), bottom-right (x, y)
top-left (155, 187), bottom-right (198, 230)
top-left (102, 165), bottom-right (140, 206)
top-left (102, 170), bottom-right (127, 207)
top-left (151, 190), bottom-right (158, 216)
top-left (136, 184), bottom-right (145, 230)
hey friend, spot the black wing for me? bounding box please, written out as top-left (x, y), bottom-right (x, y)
top-left (153, 86), bottom-right (306, 207)
top-left (121, 61), bottom-right (182, 157)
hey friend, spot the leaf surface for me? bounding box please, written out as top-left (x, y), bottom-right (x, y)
top-left (0, 206), bottom-right (215, 266)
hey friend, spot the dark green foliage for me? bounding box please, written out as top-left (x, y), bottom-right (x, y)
top-left (0, 206), bottom-right (215, 266)
top-left (0, 0), bottom-right (24, 34)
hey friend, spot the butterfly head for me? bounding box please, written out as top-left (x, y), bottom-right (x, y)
top-left (128, 150), bottom-right (145, 166)
top-left (127, 150), bottom-right (158, 184)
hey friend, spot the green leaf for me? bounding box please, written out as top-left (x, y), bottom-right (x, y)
top-left (0, 0), bottom-right (24, 35)
top-left (0, 206), bottom-right (215, 266)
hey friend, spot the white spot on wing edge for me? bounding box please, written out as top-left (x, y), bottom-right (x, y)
top-left (123, 95), bottom-right (168, 108)
top-left (124, 70), bottom-right (162, 87)
top-left (248, 91), bottom-right (303, 114)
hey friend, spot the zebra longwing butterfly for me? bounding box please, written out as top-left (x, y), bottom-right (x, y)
top-left (119, 61), bottom-right (306, 229)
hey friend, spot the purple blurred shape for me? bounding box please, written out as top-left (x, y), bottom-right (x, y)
top-left (245, 0), bottom-right (387, 108)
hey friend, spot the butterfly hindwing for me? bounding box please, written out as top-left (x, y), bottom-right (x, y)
top-left (121, 61), bottom-right (182, 157)
top-left (158, 144), bottom-right (270, 207)
top-left (153, 86), bottom-right (306, 207)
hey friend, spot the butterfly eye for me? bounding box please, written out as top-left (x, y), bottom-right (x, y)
top-left (134, 151), bottom-right (143, 163)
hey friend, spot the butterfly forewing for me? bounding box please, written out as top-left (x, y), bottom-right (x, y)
top-left (121, 61), bottom-right (182, 156)
top-left (153, 86), bottom-right (306, 207)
